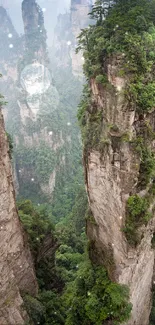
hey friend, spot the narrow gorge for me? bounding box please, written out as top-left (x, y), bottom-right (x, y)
top-left (0, 0), bottom-right (155, 324)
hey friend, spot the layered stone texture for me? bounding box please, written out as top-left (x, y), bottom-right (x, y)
top-left (0, 110), bottom-right (37, 324)
top-left (85, 57), bottom-right (155, 325)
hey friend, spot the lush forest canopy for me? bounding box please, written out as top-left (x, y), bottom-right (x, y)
top-left (19, 197), bottom-right (132, 325)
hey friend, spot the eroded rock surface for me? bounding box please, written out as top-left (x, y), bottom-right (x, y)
top-left (85, 59), bottom-right (155, 325)
top-left (0, 110), bottom-right (37, 324)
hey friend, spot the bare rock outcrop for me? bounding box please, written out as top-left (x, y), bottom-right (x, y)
top-left (0, 110), bottom-right (38, 324)
top-left (84, 57), bottom-right (155, 325)
top-left (71, 0), bottom-right (92, 76)
top-left (52, 0), bottom-right (92, 76)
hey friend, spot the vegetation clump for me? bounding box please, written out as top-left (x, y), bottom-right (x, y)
top-left (19, 198), bottom-right (132, 325)
top-left (6, 132), bottom-right (13, 159)
top-left (150, 287), bottom-right (155, 325)
top-left (77, 0), bottom-right (155, 129)
top-left (15, 143), bottom-right (56, 184)
top-left (64, 260), bottom-right (132, 325)
top-left (132, 136), bottom-right (155, 188)
top-left (18, 200), bottom-right (55, 261)
top-left (123, 195), bottom-right (152, 246)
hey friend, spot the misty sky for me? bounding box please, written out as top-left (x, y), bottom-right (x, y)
top-left (0, 0), bottom-right (71, 44)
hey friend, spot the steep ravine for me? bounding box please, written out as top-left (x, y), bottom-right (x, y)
top-left (0, 109), bottom-right (37, 324)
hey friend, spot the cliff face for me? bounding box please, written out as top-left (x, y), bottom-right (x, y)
top-left (71, 0), bottom-right (92, 76)
top-left (0, 6), bottom-right (19, 62)
top-left (0, 109), bottom-right (37, 324)
top-left (52, 0), bottom-right (92, 76)
top-left (0, 0), bottom-right (64, 200)
top-left (84, 57), bottom-right (155, 325)
top-left (0, 6), bottom-right (22, 125)
top-left (52, 13), bottom-right (72, 68)
top-left (22, 0), bottom-right (47, 63)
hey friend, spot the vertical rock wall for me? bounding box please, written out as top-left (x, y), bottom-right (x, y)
top-left (0, 109), bottom-right (37, 324)
top-left (71, 0), bottom-right (92, 76)
top-left (52, 0), bottom-right (92, 76)
top-left (84, 58), bottom-right (155, 325)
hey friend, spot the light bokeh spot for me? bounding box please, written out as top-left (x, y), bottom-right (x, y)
top-left (20, 63), bottom-right (51, 96)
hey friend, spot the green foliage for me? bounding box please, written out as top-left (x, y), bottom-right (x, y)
top-left (151, 232), bottom-right (155, 249)
top-left (84, 111), bottom-right (103, 149)
top-left (95, 74), bottom-right (108, 85)
top-left (129, 81), bottom-right (155, 113)
top-left (0, 79), bottom-right (7, 106)
top-left (23, 291), bottom-right (65, 325)
top-left (88, 240), bottom-right (115, 279)
top-left (86, 212), bottom-right (97, 225)
top-left (20, 196), bottom-right (132, 325)
top-left (123, 27), bottom-right (155, 112)
top-left (89, 0), bottom-right (112, 22)
top-left (77, 0), bottom-right (155, 256)
top-left (123, 195), bottom-right (151, 246)
top-left (150, 281), bottom-right (155, 324)
top-left (38, 291), bottom-right (65, 325)
top-left (79, 107), bottom-right (103, 156)
top-left (0, 93), bottom-right (6, 106)
top-left (64, 260), bottom-right (132, 325)
top-left (18, 199), bottom-right (66, 295)
top-left (133, 137), bottom-right (155, 188)
top-left (138, 146), bottom-right (155, 188)
top-left (23, 294), bottom-right (45, 324)
top-left (6, 132), bottom-right (13, 159)
top-left (109, 125), bottom-right (119, 133)
top-left (19, 192), bottom-right (87, 322)
top-left (15, 143), bottom-right (56, 184)
top-left (56, 247), bottom-right (84, 283)
top-left (18, 200), bottom-right (55, 260)
top-left (76, 24), bottom-right (106, 78)
top-left (52, 166), bottom-right (85, 223)
top-left (121, 133), bottom-right (130, 142)
top-left (7, 63), bottom-right (83, 205)
top-left (9, 2), bottom-right (155, 323)
top-left (77, 85), bottom-right (91, 126)
top-left (127, 195), bottom-right (149, 221)
top-left (77, 0), bottom-right (155, 113)
top-left (54, 186), bottom-right (87, 284)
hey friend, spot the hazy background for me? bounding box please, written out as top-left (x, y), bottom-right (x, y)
top-left (0, 0), bottom-right (71, 44)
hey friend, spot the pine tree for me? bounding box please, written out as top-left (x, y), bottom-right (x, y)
top-left (89, 0), bottom-right (113, 23)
